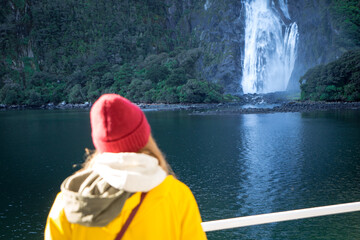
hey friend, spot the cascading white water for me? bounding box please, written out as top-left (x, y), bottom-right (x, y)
top-left (279, 0), bottom-right (290, 19)
top-left (204, 0), bottom-right (211, 10)
top-left (241, 0), bottom-right (299, 94)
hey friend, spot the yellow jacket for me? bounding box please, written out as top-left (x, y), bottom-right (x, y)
top-left (45, 175), bottom-right (207, 240)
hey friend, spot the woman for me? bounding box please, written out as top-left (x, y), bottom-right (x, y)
top-left (45, 94), bottom-right (207, 240)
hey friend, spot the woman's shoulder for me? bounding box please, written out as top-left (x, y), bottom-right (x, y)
top-left (46, 192), bottom-right (70, 230)
top-left (158, 175), bottom-right (189, 189)
top-left (48, 192), bottom-right (66, 217)
top-left (152, 175), bottom-right (195, 200)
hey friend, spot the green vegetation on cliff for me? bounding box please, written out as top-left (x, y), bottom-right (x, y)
top-left (300, 49), bottom-right (360, 102)
top-left (331, 0), bottom-right (360, 48)
top-left (1, 0), bottom-right (359, 105)
top-left (0, 0), bottom-right (226, 106)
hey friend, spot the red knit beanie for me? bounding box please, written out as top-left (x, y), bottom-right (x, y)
top-left (90, 94), bottom-right (150, 153)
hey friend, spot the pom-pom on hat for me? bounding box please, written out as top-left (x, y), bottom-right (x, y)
top-left (90, 94), bottom-right (150, 153)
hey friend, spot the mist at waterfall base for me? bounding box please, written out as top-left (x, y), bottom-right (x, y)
top-left (1, 109), bottom-right (360, 240)
top-left (241, 0), bottom-right (299, 94)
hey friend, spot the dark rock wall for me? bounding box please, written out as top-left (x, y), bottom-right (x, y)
top-left (165, 0), bottom-right (245, 94)
top-left (287, 0), bottom-right (341, 91)
top-left (194, 1), bottom-right (245, 94)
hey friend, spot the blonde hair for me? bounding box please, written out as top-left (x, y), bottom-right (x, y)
top-left (81, 135), bottom-right (174, 176)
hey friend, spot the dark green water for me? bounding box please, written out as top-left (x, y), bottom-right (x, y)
top-left (1, 109), bottom-right (360, 239)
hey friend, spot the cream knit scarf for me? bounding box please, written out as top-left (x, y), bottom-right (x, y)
top-left (60, 153), bottom-right (166, 227)
top-left (92, 152), bottom-right (167, 192)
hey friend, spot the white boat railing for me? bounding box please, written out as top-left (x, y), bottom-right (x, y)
top-left (201, 201), bottom-right (360, 232)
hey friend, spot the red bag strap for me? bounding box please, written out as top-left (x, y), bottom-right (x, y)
top-left (115, 192), bottom-right (148, 240)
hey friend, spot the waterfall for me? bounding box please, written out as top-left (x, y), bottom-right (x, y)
top-left (204, 0), bottom-right (211, 10)
top-left (279, 0), bottom-right (290, 19)
top-left (241, 0), bottom-right (299, 94)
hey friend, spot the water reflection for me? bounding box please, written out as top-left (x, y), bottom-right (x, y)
top-left (147, 111), bottom-right (245, 222)
top-left (233, 111), bottom-right (360, 240)
top-left (236, 113), bottom-right (304, 239)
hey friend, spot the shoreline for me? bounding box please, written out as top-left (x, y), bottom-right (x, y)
top-left (190, 101), bottom-right (360, 115)
top-left (0, 102), bottom-right (213, 111)
top-left (1, 101), bottom-right (360, 114)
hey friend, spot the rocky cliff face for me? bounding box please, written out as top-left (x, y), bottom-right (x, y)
top-left (166, 0), bottom-right (358, 94)
top-left (165, 0), bottom-right (298, 94)
top-left (286, 0), bottom-right (345, 91)
top-left (165, 0), bottom-right (245, 94)
top-left (194, 1), bottom-right (245, 94)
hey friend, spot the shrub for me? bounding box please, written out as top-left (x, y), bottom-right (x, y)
top-left (126, 79), bottom-right (153, 102)
top-left (100, 72), bottom-right (114, 88)
top-left (166, 67), bottom-right (187, 86)
top-left (0, 83), bottom-right (23, 105)
top-left (113, 63), bottom-right (134, 89)
top-left (143, 89), bottom-right (157, 103)
top-left (156, 87), bottom-right (179, 103)
top-left (145, 65), bottom-right (170, 83)
top-left (25, 89), bottom-right (42, 106)
top-left (68, 84), bottom-right (85, 103)
top-left (29, 71), bottom-right (56, 87)
top-left (51, 83), bottom-right (66, 103)
top-left (180, 79), bottom-right (223, 103)
top-left (67, 70), bottom-right (87, 86)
